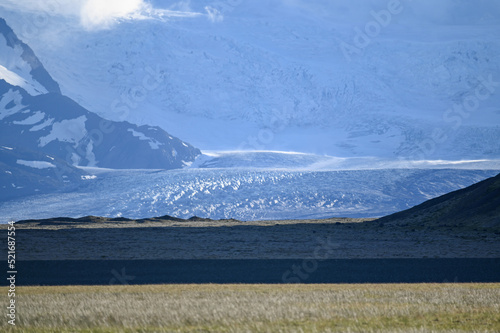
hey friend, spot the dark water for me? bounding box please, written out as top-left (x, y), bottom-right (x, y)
top-left (10, 258), bottom-right (500, 285)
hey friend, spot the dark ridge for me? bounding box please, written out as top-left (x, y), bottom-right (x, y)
top-left (140, 214), bottom-right (186, 222)
top-left (224, 218), bottom-right (241, 223)
top-left (110, 217), bottom-right (133, 222)
top-left (15, 214), bottom-right (213, 224)
top-left (15, 217), bottom-right (76, 224)
top-left (376, 172), bottom-right (500, 231)
top-left (188, 216), bottom-right (215, 222)
top-left (15, 216), bottom-right (113, 225)
top-left (75, 216), bottom-right (112, 223)
top-left (14, 214), bottom-right (243, 225)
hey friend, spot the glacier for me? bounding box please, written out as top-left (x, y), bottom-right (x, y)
top-left (1, 152), bottom-right (499, 222)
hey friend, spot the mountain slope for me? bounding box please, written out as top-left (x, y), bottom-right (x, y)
top-left (0, 145), bottom-right (88, 201)
top-left (0, 17), bottom-right (60, 95)
top-left (0, 18), bottom-right (200, 170)
top-left (0, 80), bottom-right (200, 169)
top-left (376, 172), bottom-right (500, 231)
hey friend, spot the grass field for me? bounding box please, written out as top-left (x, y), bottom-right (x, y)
top-left (1, 283), bottom-right (499, 332)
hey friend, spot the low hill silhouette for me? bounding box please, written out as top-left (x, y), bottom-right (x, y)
top-left (376, 173), bottom-right (500, 232)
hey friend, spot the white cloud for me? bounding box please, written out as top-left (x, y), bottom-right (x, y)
top-left (80, 0), bottom-right (148, 29)
top-left (205, 6), bottom-right (223, 23)
top-left (0, 0), bottom-right (204, 30)
top-left (168, 0), bottom-right (194, 13)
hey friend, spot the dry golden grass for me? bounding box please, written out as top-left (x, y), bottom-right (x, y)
top-left (1, 283), bottom-right (499, 332)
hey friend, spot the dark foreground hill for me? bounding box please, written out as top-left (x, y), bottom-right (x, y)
top-left (376, 172), bottom-right (500, 232)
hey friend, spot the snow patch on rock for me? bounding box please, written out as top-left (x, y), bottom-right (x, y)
top-left (127, 128), bottom-right (162, 149)
top-left (0, 89), bottom-right (25, 120)
top-left (13, 111), bottom-right (45, 125)
top-left (39, 116), bottom-right (87, 147)
top-left (16, 159), bottom-right (55, 169)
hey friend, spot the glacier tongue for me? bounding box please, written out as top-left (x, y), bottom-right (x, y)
top-left (1, 166), bottom-right (498, 222)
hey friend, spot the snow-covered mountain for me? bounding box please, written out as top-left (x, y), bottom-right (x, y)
top-left (0, 17), bottom-right (200, 172)
top-left (0, 18), bottom-right (60, 95)
top-left (0, 80), bottom-right (200, 169)
top-left (1, 1), bottom-right (499, 159)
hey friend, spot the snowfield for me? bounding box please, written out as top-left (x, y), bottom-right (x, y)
top-left (1, 1), bottom-right (499, 159)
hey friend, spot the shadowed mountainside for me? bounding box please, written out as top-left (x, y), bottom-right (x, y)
top-left (376, 172), bottom-right (500, 231)
top-left (1, 17), bottom-right (201, 174)
top-left (0, 146), bottom-right (87, 200)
